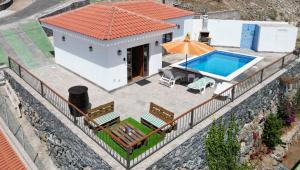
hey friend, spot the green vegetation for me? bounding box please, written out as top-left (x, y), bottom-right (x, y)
top-left (0, 46), bottom-right (8, 65)
top-left (262, 113), bottom-right (282, 149)
top-left (97, 118), bottom-right (162, 160)
top-left (21, 21), bottom-right (54, 58)
top-left (205, 116), bottom-right (251, 170)
top-left (1, 30), bottom-right (39, 69)
top-left (268, 8), bottom-right (278, 20)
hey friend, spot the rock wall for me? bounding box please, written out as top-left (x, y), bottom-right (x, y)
top-left (4, 72), bottom-right (111, 170)
top-left (147, 61), bottom-right (300, 170)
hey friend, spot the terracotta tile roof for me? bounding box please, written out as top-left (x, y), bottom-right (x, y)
top-left (40, 3), bottom-right (176, 40)
top-left (0, 129), bottom-right (26, 170)
top-left (108, 1), bottom-right (194, 20)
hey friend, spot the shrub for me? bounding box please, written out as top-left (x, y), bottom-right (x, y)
top-left (205, 115), bottom-right (240, 170)
top-left (268, 8), bottom-right (278, 20)
top-left (277, 96), bottom-right (296, 126)
top-left (262, 113), bottom-right (282, 149)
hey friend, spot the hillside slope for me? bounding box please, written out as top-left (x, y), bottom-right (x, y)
top-left (175, 0), bottom-right (300, 23)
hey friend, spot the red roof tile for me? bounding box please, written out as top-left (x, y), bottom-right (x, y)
top-left (0, 129), bottom-right (26, 170)
top-left (40, 1), bottom-right (194, 40)
top-left (109, 1), bottom-right (194, 20)
top-left (40, 3), bottom-right (176, 40)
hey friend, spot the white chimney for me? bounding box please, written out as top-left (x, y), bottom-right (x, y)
top-left (202, 14), bottom-right (208, 31)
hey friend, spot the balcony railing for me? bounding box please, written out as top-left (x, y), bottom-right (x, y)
top-left (6, 52), bottom-right (297, 169)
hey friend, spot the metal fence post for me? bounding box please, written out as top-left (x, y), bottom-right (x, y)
top-left (189, 110), bottom-right (194, 129)
top-left (231, 85), bottom-right (236, 102)
top-left (126, 149), bottom-right (131, 170)
top-left (40, 82), bottom-right (44, 96)
top-left (8, 57), bottom-right (11, 68)
top-left (260, 69), bottom-right (264, 83)
top-left (281, 57), bottom-right (285, 68)
top-left (18, 64), bottom-right (21, 77)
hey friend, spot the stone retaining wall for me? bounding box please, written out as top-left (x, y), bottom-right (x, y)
top-left (4, 71), bottom-right (111, 170)
top-left (147, 61), bottom-right (300, 170)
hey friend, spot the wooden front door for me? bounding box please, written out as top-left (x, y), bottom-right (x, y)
top-left (127, 44), bottom-right (149, 82)
top-left (132, 45), bottom-right (144, 78)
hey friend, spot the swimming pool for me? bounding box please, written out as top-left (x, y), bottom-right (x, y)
top-left (171, 50), bottom-right (263, 81)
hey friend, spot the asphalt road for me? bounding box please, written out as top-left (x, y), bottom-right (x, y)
top-left (0, 0), bottom-right (66, 25)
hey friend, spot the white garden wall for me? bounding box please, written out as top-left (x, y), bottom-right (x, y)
top-left (185, 19), bottom-right (297, 52)
top-left (254, 24), bottom-right (298, 52)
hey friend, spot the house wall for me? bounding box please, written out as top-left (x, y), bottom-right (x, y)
top-left (255, 25), bottom-right (298, 52)
top-left (186, 19), bottom-right (297, 52)
top-left (50, 26), bottom-right (167, 91)
top-left (166, 16), bottom-right (194, 40)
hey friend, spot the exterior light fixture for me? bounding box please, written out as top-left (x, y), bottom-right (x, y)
top-left (62, 36), bottom-right (66, 41)
top-left (155, 41), bottom-right (159, 46)
top-left (117, 50), bottom-right (122, 56)
top-left (89, 46), bottom-right (93, 52)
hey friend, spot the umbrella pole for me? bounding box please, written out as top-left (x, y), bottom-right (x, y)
top-left (185, 54), bottom-right (188, 82)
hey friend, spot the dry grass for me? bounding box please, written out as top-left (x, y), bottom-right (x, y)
top-left (178, 0), bottom-right (229, 12)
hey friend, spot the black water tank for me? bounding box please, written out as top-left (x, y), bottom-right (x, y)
top-left (68, 85), bottom-right (89, 117)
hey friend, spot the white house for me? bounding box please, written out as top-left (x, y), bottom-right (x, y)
top-left (40, 1), bottom-right (194, 91)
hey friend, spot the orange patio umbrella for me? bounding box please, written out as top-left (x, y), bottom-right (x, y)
top-left (162, 35), bottom-right (215, 71)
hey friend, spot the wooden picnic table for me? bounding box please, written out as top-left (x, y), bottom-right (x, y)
top-left (110, 122), bottom-right (146, 154)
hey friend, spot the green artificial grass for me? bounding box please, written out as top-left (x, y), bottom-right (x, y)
top-left (1, 30), bottom-right (39, 69)
top-left (97, 117), bottom-right (163, 160)
top-left (0, 46), bottom-right (8, 65)
top-left (21, 21), bottom-right (54, 58)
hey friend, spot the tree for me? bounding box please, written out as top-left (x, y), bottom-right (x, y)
top-left (205, 121), bottom-right (226, 169)
top-left (262, 113), bottom-right (282, 149)
top-left (205, 115), bottom-right (242, 170)
top-left (225, 116), bottom-right (240, 170)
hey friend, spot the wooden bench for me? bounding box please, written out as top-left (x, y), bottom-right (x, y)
top-left (84, 101), bottom-right (120, 129)
top-left (141, 102), bottom-right (177, 134)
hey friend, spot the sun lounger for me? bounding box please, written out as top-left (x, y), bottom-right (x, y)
top-left (159, 69), bottom-right (185, 88)
top-left (187, 77), bottom-right (215, 93)
top-left (214, 82), bottom-right (234, 99)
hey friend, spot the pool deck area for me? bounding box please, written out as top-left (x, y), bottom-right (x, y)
top-left (29, 47), bottom-right (287, 121)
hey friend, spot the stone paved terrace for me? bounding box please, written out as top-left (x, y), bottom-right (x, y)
top-left (28, 47), bottom-right (286, 121)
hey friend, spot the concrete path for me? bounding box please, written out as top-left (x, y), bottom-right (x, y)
top-left (0, 34), bottom-right (18, 61)
top-left (0, 0), bottom-right (66, 25)
top-left (15, 27), bottom-right (53, 67)
top-left (0, 26), bottom-right (54, 69)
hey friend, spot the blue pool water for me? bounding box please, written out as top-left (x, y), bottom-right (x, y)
top-left (179, 50), bottom-right (255, 77)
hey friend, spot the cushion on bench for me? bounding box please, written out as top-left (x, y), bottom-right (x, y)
top-left (91, 112), bottom-right (119, 127)
top-left (141, 112), bottom-right (171, 130)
